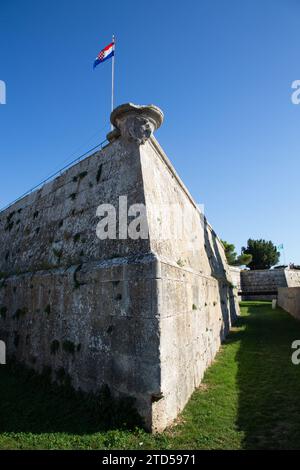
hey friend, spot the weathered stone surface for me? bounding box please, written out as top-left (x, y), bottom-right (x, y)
top-left (228, 266), bottom-right (242, 300)
top-left (278, 287), bottom-right (300, 320)
top-left (286, 269), bottom-right (300, 287)
top-left (228, 266), bottom-right (242, 289)
top-left (109, 103), bottom-right (163, 145)
top-left (0, 102), bottom-right (239, 432)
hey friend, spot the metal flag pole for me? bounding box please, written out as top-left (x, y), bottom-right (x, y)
top-left (111, 35), bottom-right (115, 130)
top-left (283, 246), bottom-right (287, 266)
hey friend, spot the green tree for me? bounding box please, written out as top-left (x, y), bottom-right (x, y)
top-left (222, 240), bottom-right (252, 266)
top-left (241, 239), bottom-right (280, 270)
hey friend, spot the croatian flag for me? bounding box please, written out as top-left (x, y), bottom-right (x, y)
top-left (93, 42), bottom-right (115, 69)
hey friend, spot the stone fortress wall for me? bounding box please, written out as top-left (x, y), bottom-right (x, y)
top-left (0, 103), bottom-right (239, 432)
top-left (278, 287), bottom-right (300, 320)
top-left (228, 267), bottom-right (300, 301)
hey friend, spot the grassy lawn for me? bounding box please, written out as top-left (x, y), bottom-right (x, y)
top-left (1, 301), bottom-right (300, 450)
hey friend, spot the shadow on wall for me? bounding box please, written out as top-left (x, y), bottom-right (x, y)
top-left (227, 303), bottom-right (300, 449)
top-left (0, 361), bottom-right (143, 435)
top-left (203, 218), bottom-right (237, 340)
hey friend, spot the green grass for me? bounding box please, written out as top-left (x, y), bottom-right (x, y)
top-left (1, 301), bottom-right (300, 449)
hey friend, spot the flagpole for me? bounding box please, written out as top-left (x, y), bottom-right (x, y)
top-left (283, 247), bottom-right (287, 266)
top-left (111, 35), bottom-right (115, 130)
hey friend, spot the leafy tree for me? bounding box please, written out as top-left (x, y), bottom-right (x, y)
top-left (222, 240), bottom-right (252, 266)
top-left (241, 239), bottom-right (280, 270)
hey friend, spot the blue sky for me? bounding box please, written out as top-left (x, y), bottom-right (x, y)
top-left (0, 0), bottom-right (299, 264)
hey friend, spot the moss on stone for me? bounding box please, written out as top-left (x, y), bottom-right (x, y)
top-left (0, 306), bottom-right (7, 318)
top-left (14, 307), bottom-right (28, 319)
top-left (44, 304), bottom-right (51, 315)
top-left (62, 340), bottom-right (76, 354)
top-left (50, 340), bottom-right (60, 355)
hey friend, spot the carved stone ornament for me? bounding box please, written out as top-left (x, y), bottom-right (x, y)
top-left (107, 103), bottom-right (164, 144)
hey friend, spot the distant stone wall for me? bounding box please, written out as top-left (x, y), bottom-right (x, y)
top-left (239, 268), bottom-right (300, 301)
top-left (0, 103), bottom-right (239, 432)
top-left (240, 269), bottom-right (287, 300)
top-left (278, 287), bottom-right (300, 320)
